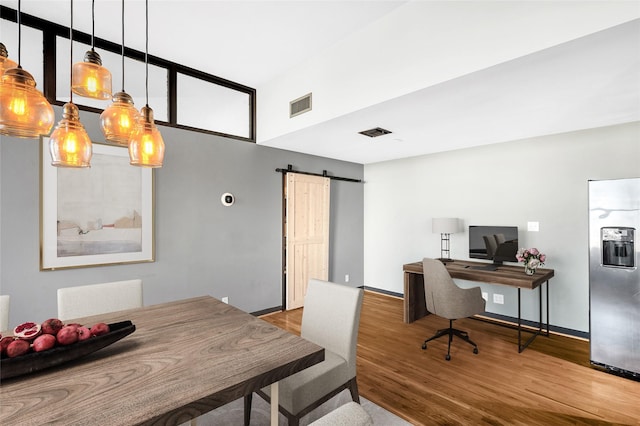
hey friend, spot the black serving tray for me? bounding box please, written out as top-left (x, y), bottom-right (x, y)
top-left (0, 320), bottom-right (135, 380)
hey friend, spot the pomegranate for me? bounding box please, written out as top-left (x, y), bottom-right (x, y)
top-left (13, 322), bottom-right (42, 340)
top-left (6, 339), bottom-right (30, 358)
top-left (33, 334), bottom-right (57, 352)
top-left (90, 323), bottom-right (110, 337)
top-left (65, 323), bottom-right (81, 332)
top-left (77, 326), bottom-right (92, 341)
top-left (56, 326), bottom-right (79, 345)
top-left (0, 336), bottom-right (15, 355)
top-left (41, 318), bottom-right (64, 336)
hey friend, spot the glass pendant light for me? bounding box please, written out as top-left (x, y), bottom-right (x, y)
top-left (100, 0), bottom-right (139, 144)
top-left (129, 0), bottom-right (164, 168)
top-left (0, 42), bottom-right (18, 74)
top-left (129, 105), bottom-right (164, 167)
top-left (49, 0), bottom-right (92, 168)
top-left (0, 1), bottom-right (54, 139)
top-left (71, 0), bottom-right (112, 100)
top-left (102, 91), bottom-right (138, 144)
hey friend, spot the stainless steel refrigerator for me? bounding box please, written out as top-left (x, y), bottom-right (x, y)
top-left (589, 177), bottom-right (640, 380)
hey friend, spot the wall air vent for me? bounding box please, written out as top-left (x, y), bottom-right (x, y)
top-left (290, 93), bottom-right (312, 118)
top-left (358, 127), bottom-right (392, 138)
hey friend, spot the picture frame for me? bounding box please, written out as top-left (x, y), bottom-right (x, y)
top-left (41, 138), bottom-right (154, 270)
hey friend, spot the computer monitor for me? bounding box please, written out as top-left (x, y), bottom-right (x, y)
top-left (469, 225), bottom-right (518, 265)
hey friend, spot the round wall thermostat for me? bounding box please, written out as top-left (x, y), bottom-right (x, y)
top-left (221, 193), bottom-right (235, 206)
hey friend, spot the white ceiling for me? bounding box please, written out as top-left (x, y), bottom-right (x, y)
top-left (5, 0), bottom-right (640, 164)
top-left (263, 18), bottom-right (640, 164)
top-left (8, 0), bottom-right (407, 87)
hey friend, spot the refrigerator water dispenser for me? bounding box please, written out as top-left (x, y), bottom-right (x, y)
top-left (602, 227), bottom-right (635, 268)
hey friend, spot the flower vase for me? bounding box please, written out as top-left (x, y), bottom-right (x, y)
top-left (524, 266), bottom-right (536, 276)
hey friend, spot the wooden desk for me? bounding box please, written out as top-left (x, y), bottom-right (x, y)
top-left (0, 296), bottom-right (324, 425)
top-left (404, 260), bottom-right (554, 352)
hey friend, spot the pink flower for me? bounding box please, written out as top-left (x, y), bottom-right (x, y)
top-left (516, 247), bottom-right (546, 267)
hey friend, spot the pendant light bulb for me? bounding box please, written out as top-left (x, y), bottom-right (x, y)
top-left (129, 0), bottom-right (164, 168)
top-left (0, 2), bottom-right (55, 139)
top-left (72, 49), bottom-right (112, 99)
top-left (51, 0), bottom-right (92, 168)
top-left (101, 0), bottom-right (139, 144)
top-left (0, 67), bottom-right (54, 138)
top-left (101, 91), bottom-right (140, 145)
top-left (129, 105), bottom-right (164, 167)
top-left (49, 102), bottom-right (92, 168)
top-left (71, 0), bottom-right (112, 99)
top-left (0, 42), bottom-right (18, 74)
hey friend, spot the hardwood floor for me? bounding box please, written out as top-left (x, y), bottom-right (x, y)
top-left (261, 290), bottom-right (640, 426)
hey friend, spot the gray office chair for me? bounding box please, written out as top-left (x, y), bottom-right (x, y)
top-left (244, 279), bottom-right (364, 426)
top-left (483, 235), bottom-right (498, 258)
top-left (421, 258), bottom-right (486, 360)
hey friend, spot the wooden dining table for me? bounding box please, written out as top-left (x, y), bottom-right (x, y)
top-left (0, 296), bottom-right (324, 425)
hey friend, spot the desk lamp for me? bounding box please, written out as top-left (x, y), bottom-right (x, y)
top-left (432, 218), bottom-right (461, 262)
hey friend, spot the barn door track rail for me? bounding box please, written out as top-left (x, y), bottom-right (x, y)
top-left (275, 164), bottom-right (363, 183)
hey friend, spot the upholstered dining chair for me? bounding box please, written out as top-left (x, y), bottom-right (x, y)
top-left (0, 294), bottom-right (10, 331)
top-left (244, 279), bottom-right (364, 426)
top-left (421, 258), bottom-right (486, 360)
top-left (57, 279), bottom-right (143, 321)
top-left (308, 401), bottom-right (373, 426)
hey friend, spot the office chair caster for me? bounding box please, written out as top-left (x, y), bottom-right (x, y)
top-left (421, 343), bottom-right (427, 350)
top-left (473, 348), bottom-right (478, 354)
top-left (445, 354), bottom-right (451, 361)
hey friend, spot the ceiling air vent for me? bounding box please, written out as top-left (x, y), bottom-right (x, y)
top-left (290, 93), bottom-right (312, 118)
top-left (358, 127), bottom-right (392, 138)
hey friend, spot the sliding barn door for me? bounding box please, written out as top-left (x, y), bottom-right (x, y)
top-left (285, 173), bottom-right (330, 310)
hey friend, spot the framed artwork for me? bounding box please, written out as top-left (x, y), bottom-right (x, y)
top-left (41, 138), bottom-right (154, 270)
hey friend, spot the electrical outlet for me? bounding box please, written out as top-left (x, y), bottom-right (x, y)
top-left (345, 274), bottom-right (350, 283)
top-left (482, 292), bottom-right (488, 301)
top-left (222, 296), bottom-right (229, 304)
top-left (493, 294), bottom-right (504, 304)
top-left (528, 221), bottom-right (540, 232)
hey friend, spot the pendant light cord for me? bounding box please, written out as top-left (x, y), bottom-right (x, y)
top-left (17, 0), bottom-right (21, 66)
top-left (91, 0), bottom-right (96, 51)
top-left (145, 0), bottom-right (149, 107)
top-left (121, 0), bottom-right (125, 91)
top-left (70, 0), bottom-right (74, 102)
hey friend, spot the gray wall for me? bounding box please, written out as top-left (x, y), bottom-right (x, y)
top-left (363, 121), bottom-right (640, 333)
top-left (0, 106), bottom-right (364, 327)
